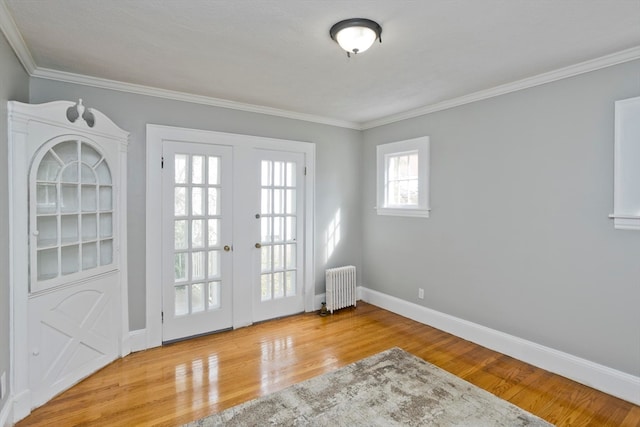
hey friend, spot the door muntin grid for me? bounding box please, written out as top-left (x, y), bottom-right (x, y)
top-left (31, 139), bottom-right (114, 291)
top-left (260, 160), bottom-right (298, 301)
top-left (173, 153), bottom-right (223, 316)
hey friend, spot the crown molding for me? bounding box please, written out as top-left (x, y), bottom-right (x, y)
top-left (30, 67), bottom-right (362, 130)
top-left (0, 0), bottom-right (36, 73)
top-left (361, 46), bottom-right (640, 130)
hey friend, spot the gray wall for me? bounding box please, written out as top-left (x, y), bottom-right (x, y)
top-left (30, 79), bottom-right (363, 330)
top-left (0, 32), bottom-right (29, 411)
top-left (361, 59), bottom-right (640, 376)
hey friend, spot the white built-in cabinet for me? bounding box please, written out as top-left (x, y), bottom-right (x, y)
top-left (8, 99), bottom-right (129, 421)
top-left (611, 96), bottom-right (640, 230)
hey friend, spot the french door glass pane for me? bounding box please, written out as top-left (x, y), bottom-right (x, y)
top-left (286, 271), bottom-right (295, 295)
top-left (261, 246), bottom-right (272, 272)
top-left (273, 245), bottom-right (284, 270)
top-left (273, 217), bottom-right (284, 242)
top-left (192, 219), bottom-right (204, 248)
top-left (208, 219), bottom-right (219, 246)
top-left (175, 154), bottom-right (188, 184)
top-left (208, 157), bottom-right (219, 185)
top-left (259, 159), bottom-right (298, 302)
top-left (261, 217), bottom-right (272, 242)
top-left (174, 187), bottom-right (187, 216)
top-left (273, 272), bottom-right (284, 298)
top-left (208, 251), bottom-right (220, 278)
top-left (208, 282), bottom-right (221, 309)
top-left (285, 216), bottom-right (295, 241)
top-left (261, 274), bottom-right (272, 301)
top-left (286, 244), bottom-right (296, 269)
top-left (192, 156), bottom-right (204, 184)
top-left (192, 283), bottom-right (205, 312)
top-left (175, 285), bottom-right (188, 316)
top-left (192, 188), bottom-right (203, 215)
top-left (174, 220), bottom-right (188, 249)
top-left (175, 253), bottom-right (188, 282)
top-left (172, 152), bottom-right (225, 316)
top-left (192, 251), bottom-right (205, 280)
top-left (208, 188), bottom-right (219, 215)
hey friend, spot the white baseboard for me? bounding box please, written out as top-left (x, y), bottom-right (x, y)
top-left (0, 397), bottom-right (12, 427)
top-left (360, 286), bottom-right (640, 405)
top-left (129, 329), bottom-right (148, 353)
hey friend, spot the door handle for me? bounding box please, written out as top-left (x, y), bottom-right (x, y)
top-left (223, 245), bottom-right (231, 252)
top-left (255, 243), bottom-right (262, 249)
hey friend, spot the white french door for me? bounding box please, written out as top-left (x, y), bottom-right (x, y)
top-left (148, 125), bottom-right (315, 346)
top-left (162, 142), bottom-right (233, 341)
top-left (252, 151), bottom-right (305, 322)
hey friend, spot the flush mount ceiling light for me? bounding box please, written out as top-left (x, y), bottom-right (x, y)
top-left (330, 18), bottom-right (382, 57)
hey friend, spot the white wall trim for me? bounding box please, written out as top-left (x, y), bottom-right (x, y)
top-left (360, 286), bottom-right (640, 405)
top-left (0, 0), bottom-right (36, 74)
top-left (30, 67), bottom-right (362, 130)
top-left (361, 46), bottom-right (640, 129)
top-left (0, 397), bottom-right (12, 427)
top-left (128, 330), bottom-right (148, 353)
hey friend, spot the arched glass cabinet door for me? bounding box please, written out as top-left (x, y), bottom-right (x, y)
top-left (30, 137), bottom-right (116, 292)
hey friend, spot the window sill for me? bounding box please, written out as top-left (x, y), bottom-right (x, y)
top-left (376, 207), bottom-right (430, 218)
top-left (609, 214), bottom-right (640, 230)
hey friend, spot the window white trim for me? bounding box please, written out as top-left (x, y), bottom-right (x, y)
top-left (376, 136), bottom-right (430, 218)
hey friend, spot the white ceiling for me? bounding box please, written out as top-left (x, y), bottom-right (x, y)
top-left (2, 0), bottom-right (640, 128)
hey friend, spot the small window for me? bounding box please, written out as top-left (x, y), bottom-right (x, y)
top-left (377, 136), bottom-right (430, 217)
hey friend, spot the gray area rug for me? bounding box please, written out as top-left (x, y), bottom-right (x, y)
top-left (184, 347), bottom-right (553, 426)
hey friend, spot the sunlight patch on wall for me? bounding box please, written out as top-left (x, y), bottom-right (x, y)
top-left (325, 209), bottom-right (341, 262)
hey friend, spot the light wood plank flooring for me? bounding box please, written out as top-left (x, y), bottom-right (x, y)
top-left (16, 302), bottom-right (640, 426)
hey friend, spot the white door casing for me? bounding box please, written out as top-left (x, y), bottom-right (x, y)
top-left (8, 100), bottom-right (129, 421)
top-left (146, 125), bottom-right (315, 347)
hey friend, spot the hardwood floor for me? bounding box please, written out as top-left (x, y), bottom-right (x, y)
top-left (16, 302), bottom-right (640, 426)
